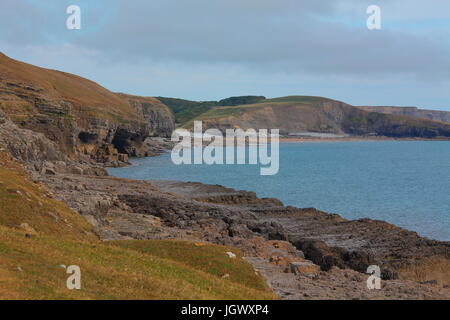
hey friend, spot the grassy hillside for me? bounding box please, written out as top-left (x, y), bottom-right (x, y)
top-left (182, 95), bottom-right (348, 132)
top-left (178, 95), bottom-right (450, 138)
top-left (0, 53), bottom-right (175, 159)
top-left (157, 96), bottom-right (266, 126)
top-left (0, 228), bottom-right (275, 299)
top-left (0, 150), bottom-right (275, 300)
top-left (0, 151), bottom-right (97, 241)
top-left (157, 97), bottom-right (218, 125)
top-left (0, 53), bottom-right (139, 122)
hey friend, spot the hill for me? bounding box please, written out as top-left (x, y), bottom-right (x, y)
top-left (157, 95), bottom-right (266, 125)
top-left (0, 53), bottom-right (175, 165)
top-left (358, 106), bottom-right (450, 124)
top-left (179, 96), bottom-right (450, 138)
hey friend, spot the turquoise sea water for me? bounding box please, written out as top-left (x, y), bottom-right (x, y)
top-left (108, 141), bottom-right (450, 241)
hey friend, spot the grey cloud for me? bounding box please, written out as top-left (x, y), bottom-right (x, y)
top-left (1, 0), bottom-right (449, 109)
top-left (68, 0), bottom-right (450, 79)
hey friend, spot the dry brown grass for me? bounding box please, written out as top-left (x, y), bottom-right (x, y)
top-left (0, 151), bottom-right (98, 241)
top-left (0, 226), bottom-right (276, 300)
top-left (0, 52), bottom-right (140, 122)
top-left (0, 150), bottom-right (275, 300)
top-left (399, 256), bottom-right (450, 286)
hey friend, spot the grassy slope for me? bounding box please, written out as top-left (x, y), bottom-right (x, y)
top-left (157, 96), bottom-right (266, 126)
top-left (180, 96), bottom-right (338, 129)
top-left (0, 53), bottom-right (140, 122)
top-left (0, 152), bottom-right (97, 241)
top-left (110, 240), bottom-right (268, 292)
top-left (181, 95), bottom-right (450, 137)
top-left (0, 229), bottom-right (275, 300)
top-left (0, 151), bottom-right (275, 300)
top-left (157, 97), bottom-right (218, 125)
top-left (398, 256), bottom-right (450, 286)
top-left (184, 96), bottom-right (335, 120)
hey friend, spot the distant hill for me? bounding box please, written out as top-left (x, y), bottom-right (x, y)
top-left (157, 96), bottom-right (266, 125)
top-left (358, 106), bottom-right (450, 124)
top-left (2, 51), bottom-right (449, 151)
top-left (175, 95), bottom-right (450, 138)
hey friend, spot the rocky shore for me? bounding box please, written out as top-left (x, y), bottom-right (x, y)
top-left (2, 107), bottom-right (450, 299)
top-left (30, 171), bottom-right (450, 299)
top-left (2, 53), bottom-right (450, 300)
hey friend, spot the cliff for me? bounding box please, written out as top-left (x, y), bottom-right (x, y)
top-left (0, 53), bottom-right (175, 166)
top-left (358, 106), bottom-right (450, 124)
top-left (181, 96), bottom-right (450, 138)
top-left (1, 78), bottom-right (449, 299)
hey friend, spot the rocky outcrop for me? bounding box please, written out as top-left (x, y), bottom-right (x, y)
top-left (186, 96), bottom-right (450, 139)
top-left (118, 93), bottom-right (175, 138)
top-left (0, 53), bottom-right (175, 166)
top-left (26, 166), bottom-right (450, 299)
top-left (341, 106), bottom-right (450, 138)
top-left (2, 116), bottom-right (449, 299)
top-left (256, 208), bottom-right (450, 279)
top-left (150, 181), bottom-right (449, 281)
top-left (2, 53), bottom-right (450, 300)
top-left (358, 106), bottom-right (450, 124)
top-left (0, 109), bottom-right (107, 176)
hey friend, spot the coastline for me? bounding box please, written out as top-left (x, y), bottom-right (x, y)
top-left (164, 135), bottom-right (450, 152)
top-left (279, 136), bottom-right (450, 143)
top-left (114, 139), bottom-right (450, 242)
top-left (2, 111), bottom-right (449, 299)
top-left (38, 166), bottom-right (450, 299)
top-left (1, 50), bottom-right (450, 300)
top-left (3, 136), bottom-right (449, 298)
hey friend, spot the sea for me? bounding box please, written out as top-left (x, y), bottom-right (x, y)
top-left (108, 141), bottom-right (450, 241)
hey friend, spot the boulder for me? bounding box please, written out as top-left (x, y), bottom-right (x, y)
top-left (289, 261), bottom-right (320, 276)
top-left (19, 223), bottom-right (38, 236)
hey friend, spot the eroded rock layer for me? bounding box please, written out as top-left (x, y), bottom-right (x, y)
top-left (0, 53), bottom-right (175, 166)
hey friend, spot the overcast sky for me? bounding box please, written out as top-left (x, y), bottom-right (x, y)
top-left (1, 0), bottom-right (450, 110)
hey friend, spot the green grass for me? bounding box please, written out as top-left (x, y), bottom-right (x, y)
top-left (0, 152), bottom-right (97, 241)
top-left (157, 97), bottom-right (218, 125)
top-left (0, 53), bottom-right (143, 123)
top-left (180, 97), bottom-right (329, 128)
top-left (0, 228), bottom-right (276, 300)
top-left (263, 96), bottom-right (332, 104)
top-left (0, 151), bottom-right (275, 300)
top-left (110, 240), bottom-right (268, 292)
top-left (158, 96), bottom-right (267, 126)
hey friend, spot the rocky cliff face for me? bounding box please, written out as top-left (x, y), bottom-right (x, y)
top-left (358, 106), bottom-right (450, 124)
top-left (0, 108), bottom-right (107, 176)
top-left (0, 53), bottom-right (175, 166)
top-left (193, 96), bottom-right (450, 138)
top-left (117, 93), bottom-right (175, 137)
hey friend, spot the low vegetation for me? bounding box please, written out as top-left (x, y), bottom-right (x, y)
top-left (0, 53), bottom-right (140, 123)
top-left (110, 240), bottom-right (268, 292)
top-left (399, 256), bottom-right (450, 286)
top-left (157, 96), bottom-right (266, 125)
top-left (0, 150), bottom-right (275, 300)
top-left (169, 95), bottom-right (450, 138)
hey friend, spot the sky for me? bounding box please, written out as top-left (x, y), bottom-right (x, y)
top-left (1, 0), bottom-right (450, 110)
